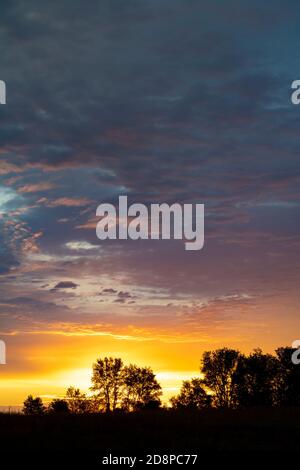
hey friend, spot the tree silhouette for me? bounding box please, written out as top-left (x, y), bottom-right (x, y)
top-left (48, 398), bottom-right (70, 413)
top-left (22, 395), bottom-right (45, 415)
top-left (234, 349), bottom-right (279, 407)
top-left (20, 346), bottom-right (300, 415)
top-left (201, 348), bottom-right (241, 408)
top-left (91, 357), bottom-right (124, 412)
top-left (66, 387), bottom-right (91, 413)
top-left (122, 365), bottom-right (162, 411)
top-left (276, 347), bottom-right (300, 406)
top-left (170, 378), bottom-right (212, 410)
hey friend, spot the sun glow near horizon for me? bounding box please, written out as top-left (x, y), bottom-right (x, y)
top-left (0, 313), bottom-right (295, 408)
top-left (0, 365), bottom-right (199, 407)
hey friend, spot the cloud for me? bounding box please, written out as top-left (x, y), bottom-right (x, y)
top-left (114, 298), bottom-right (126, 304)
top-left (17, 182), bottom-right (56, 193)
top-left (65, 241), bottom-right (99, 251)
top-left (41, 197), bottom-right (92, 207)
top-left (52, 281), bottom-right (78, 289)
top-left (117, 291), bottom-right (133, 299)
top-left (0, 161), bottom-right (23, 175)
top-left (0, 0), bottom-right (300, 363)
top-left (0, 187), bottom-right (19, 214)
top-left (112, 290), bottom-right (136, 304)
top-left (101, 288), bottom-right (118, 294)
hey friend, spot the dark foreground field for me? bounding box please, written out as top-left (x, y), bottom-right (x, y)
top-left (1, 408), bottom-right (300, 463)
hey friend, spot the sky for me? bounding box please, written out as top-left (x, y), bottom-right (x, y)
top-left (1, 0), bottom-right (300, 406)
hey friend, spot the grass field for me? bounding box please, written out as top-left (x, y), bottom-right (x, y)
top-left (1, 407), bottom-right (300, 461)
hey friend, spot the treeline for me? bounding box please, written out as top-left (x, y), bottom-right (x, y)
top-left (23, 358), bottom-right (162, 415)
top-left (22, 347), bottom-right (300, 414)
top-left (172, 347), bottom-right (300, 409)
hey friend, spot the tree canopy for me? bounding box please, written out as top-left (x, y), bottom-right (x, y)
top-left (22, 347), bottom-right (300, 414)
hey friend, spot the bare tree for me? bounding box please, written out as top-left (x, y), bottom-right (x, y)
top-left (66, 387), bottom-right (91, 413)
top-left (90, 357), bottom-right (124, 412)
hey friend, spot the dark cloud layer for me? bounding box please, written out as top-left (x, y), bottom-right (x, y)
top-left (0, 0), bottom-right (300, 341)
